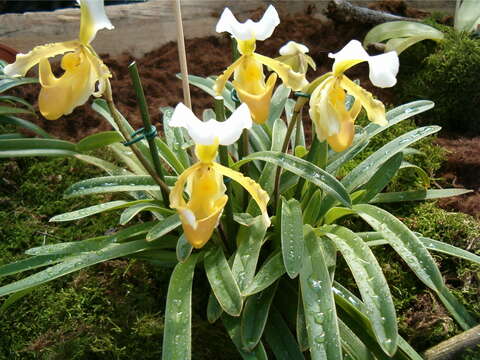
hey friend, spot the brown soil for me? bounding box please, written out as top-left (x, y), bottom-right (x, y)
top-left (436, 136), bottom-right (480, 219)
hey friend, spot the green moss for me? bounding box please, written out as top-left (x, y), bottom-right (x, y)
top-left (397, 26), bottom-right (480, 133)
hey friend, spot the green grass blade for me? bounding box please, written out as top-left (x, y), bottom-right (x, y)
top-left (300, 226), bottom-right (342, 360)
top-left (205, 245), bottom-right (243, 316)
top-left (161, 253), bottom-right (198, 360)
top-left (241, 283), bottom-right (277, 350)
top-left (281, 198), bottom-right (304, 278)
top-left (323, 225), bottom-right (398, 355)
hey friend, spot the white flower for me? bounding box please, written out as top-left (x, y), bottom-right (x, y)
top-left (170, 103), bottom-right (252, 145)
top-left (216, 5), bottom-right (280, 41)
top-left (329, 40), bottom-right (399, 88)
top-left (279, 41), bottom-right (309, 56)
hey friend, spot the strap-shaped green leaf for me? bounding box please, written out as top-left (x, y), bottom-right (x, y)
top-left (119, 202), bottom-right (168, 225)
top-left (0, 240), bottom-right (167, 297)
top-left (50, 200), bottom-right (157, 222)
top-left (237, 151), bottom-right (351, 208)
top-left (176, 234), bottom-right (193, 262)
top-left (0, 77), bottom-right (37, 93)
top-left (162, 253), bottom-right (198, 360)
top-left (323, 225), bottom-right (398, 356)
top-left (455, 0), bottom-right (480, 31)
top-left (300, 226), bottom-right (342, 360)
top-left (207, 292), bottom-right (223, 323)
top-left (369, 188), bottom-right (472, 203)
top-left (0, 138), bottom-right (77, 158)
top-left (76, 131), bottom-right (123, 152)
top-left (155, 138), bottom-right (185, 175)
top-left (342, 126), bottom-right (440, 192)
top-left (296, 292), bottom-right (310, 352)
top-left (360, 152), bottom-right (403, 204)
top-left (241, 283), bottom-right (278, 350)
top-left (222, 314), bottom-right (269, 360)
top-left (180, 74), bottom-right (235, 111)
top-left (264, 306), bottom-right (305, 360)
top-left (64, 175), bottom-right (175, 198)
top-left (205, 245), bottom-right (243, 316)
top-left (232, 216), bottom-right (268, 292)
top-left (338, 319), bottom-right (375, 360)
top-left (266, 84), bottom-right (291, 130)
top-left (243, 252), bottom-right (285, 296)
top-left (146, 214), bottom-right (181, 241)
top-left (0, 115), bottom-right (52, 138)
top-left (281, 198), bottom-right (304, 278)
top-left (354, 204), bottom-right (476, 330)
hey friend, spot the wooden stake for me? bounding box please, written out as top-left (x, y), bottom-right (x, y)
top-left (174, 0), bottom-right (192, 109)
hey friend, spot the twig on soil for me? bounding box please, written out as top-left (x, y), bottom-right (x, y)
top-left (326, 0), bottom-right (418, 24)
top-left (423, 324), bottom-right (480, 360)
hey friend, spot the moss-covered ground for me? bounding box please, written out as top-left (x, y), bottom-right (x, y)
top-left (0, 118), bottom-right (479, 358)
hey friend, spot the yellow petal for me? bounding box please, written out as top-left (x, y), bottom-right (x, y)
top-left (213, 163), bottom-right (270, 226)
top-left (235, 73), bottom-right (277, 124)
top-left (214, 56), bottom-right (244, 95)
top-left (84, 45), bottom-right (111, 97)
top-left (253, 53), bottom-right (308, 91)
top-left (309, 77), bottom-right (341, 142)
top-left (326, 85), bottom-right (355, 152)
top-left (179, 196), bottom-right (228, 248)
top-left (170, 163), bottom-right (227, 248)
top-left (38, 49), bottom-right (95, 120)
top-left (340, 76), bottom-right (387, 126)
top-left (3, 41), bottom-right (80, 77)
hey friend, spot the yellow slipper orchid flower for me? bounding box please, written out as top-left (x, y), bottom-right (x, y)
top-left (309, 40), bottom-right (399, 152)
top-left (4, 0), bottom-right (113, 120)
top-left (214, 5), bottom-right (308, 124)
top-left (169, 103), bottom-right (270, 249)
top-left (277, 41), bottom-right (316, 75)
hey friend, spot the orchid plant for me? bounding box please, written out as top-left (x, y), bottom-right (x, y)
top-left (1, 2), bottom-right (479, 359)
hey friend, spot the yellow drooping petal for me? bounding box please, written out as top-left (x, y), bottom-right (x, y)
top-left (170, 163), bottom-right (228, 248)
top-left (254, 53), bottom-right (308, 91)
top-left (214, 55), bottom-right (244, 95)
top-left (326, 84), bottom-right (355, 152)
top-left (235, 73), bottom-right (277, 124)
top-left (84, 45), bottom-right (111, 97)
top-left (38, 50), bottom-right (94, 120)
top-left (309, 77), bottom-right (341, 142)
top-left (340, 76), bottom-right (387, 126)
top-left (3, 41), bottom-right (80, 77)
top-left (213, 163), bottom-right (270, 226)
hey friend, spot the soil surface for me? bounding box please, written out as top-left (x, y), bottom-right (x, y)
top-left (436, 136), bottom-right (480, 219)
top-left (5, 0), bottom-right (480, 218)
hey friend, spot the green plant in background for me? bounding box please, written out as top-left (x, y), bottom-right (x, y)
top-left (363, 0), bottom-right (480, 133)
top-left (1, 2), bottom-right (479, 360)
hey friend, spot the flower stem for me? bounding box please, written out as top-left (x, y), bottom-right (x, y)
top-left (104, 81), bottom-right (171, 197)
top-left (273, 97), bottom-right (308, 208)
top-left (214, 96), bottom-right (236, 242)
top-left (128, 61), bottom-right (170, 206)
